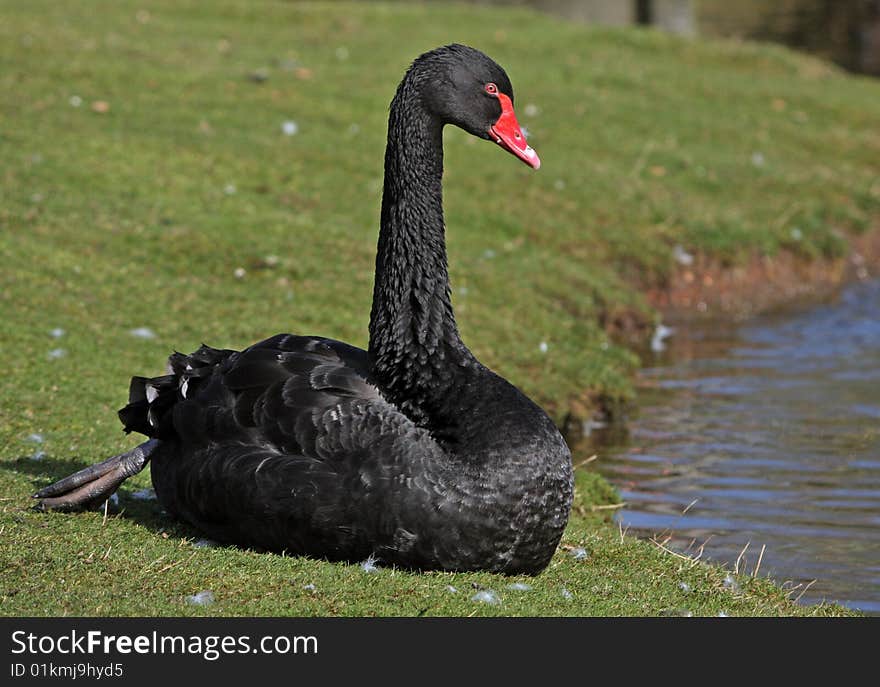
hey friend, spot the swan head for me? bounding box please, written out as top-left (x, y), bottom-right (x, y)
top-left (411, 44), bottom-right (540, 169)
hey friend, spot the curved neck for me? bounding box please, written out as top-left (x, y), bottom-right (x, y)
top-left (368, 79), bottom-right (472, 422)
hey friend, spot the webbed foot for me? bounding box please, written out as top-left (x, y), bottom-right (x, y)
top-left (33, 439), bottom-right (158, 511)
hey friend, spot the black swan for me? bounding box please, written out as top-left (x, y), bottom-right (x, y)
top-left (35, 44), bottom-right (573, 575)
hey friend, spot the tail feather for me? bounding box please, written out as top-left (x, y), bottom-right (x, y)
top-left (118, 377), bottom-right (151, 436)
top-left (118, 345), bottom-right (235, 438)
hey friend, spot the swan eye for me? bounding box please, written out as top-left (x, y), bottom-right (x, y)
top-left (484, 82), bottom-right (498, 95)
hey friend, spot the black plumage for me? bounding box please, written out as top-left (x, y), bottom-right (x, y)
top-left (35, 44), bottom-right (573, 574)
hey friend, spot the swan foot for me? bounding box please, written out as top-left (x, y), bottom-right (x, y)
top-left (32, 439), bottom-right (158, 512)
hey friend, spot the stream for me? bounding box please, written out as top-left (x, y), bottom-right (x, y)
top-left (590, 278), bottom-right (880, 614)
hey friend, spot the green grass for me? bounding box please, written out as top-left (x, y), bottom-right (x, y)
top-left (0, 468), bottom-right (842, 616)
top-left (2, 0), bottom-right (876, 616)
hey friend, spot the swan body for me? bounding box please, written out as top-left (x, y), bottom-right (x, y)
top-left (36, 45), bottom-right (573, 575)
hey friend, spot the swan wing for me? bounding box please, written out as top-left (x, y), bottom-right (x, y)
top-left (129, 334), bottom-right (445, 556)
top-left (119, 333), bottom-right (430, 461)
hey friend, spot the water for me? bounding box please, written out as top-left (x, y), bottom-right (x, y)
top-left (590, 279), bottom-right (880, 614)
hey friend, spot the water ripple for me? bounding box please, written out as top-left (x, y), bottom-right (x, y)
top-left (591, 279), bottom-right (880, 614)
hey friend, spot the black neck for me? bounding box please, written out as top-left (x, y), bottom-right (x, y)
top-left (368, 77), bottom-right (473, 423)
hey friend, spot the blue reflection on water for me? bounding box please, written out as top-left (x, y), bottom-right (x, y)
top-left (593, 279), bottom-right (880, 614)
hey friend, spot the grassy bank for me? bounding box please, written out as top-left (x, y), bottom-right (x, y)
top-left (2, 0), bottom-right (877, 616)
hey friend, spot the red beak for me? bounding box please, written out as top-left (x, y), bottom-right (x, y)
top-left (489, 93), bottom-right (540, 169)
